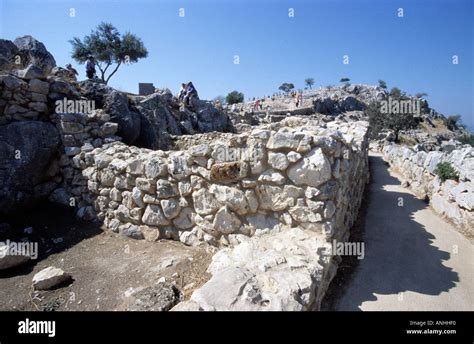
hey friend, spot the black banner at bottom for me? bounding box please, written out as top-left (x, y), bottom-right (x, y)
top-left (0, 311), bottom-right (472, 343)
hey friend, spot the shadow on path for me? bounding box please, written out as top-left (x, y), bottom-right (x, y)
top-left (326, 154), bottom-right (459, 310)
top-left (0, 203), bottom-right (102, 278)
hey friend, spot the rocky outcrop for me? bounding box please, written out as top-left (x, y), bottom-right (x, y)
top-left (13, 36), bottom-right (56, 74)
top-left (0, 36), bottom-right (233, 217)
top-left (383, 144), bottom-right (473, 234)
top-left (77, 81), bottom-right (233, 149)
top-left (0, 121), bottom-right (60, 213)
top-left (1, 36), bottom-right (57, 79)
top-left (182, 227), bottom-right (334, 311)
top-left (0, 39), bottom-right (19, 71)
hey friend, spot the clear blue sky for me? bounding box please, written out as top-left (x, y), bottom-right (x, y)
top-left (1, 0), bottom-right (473, 129)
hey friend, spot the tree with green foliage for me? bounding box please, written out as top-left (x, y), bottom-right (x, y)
top-left (278, 83), bottom-right (295, 94)
top-left (340, 77), bottom-right (351, 87)
top-left (389, 87), bottom-right (403, 98)
top-left (367, 95), bottom-right (419, 143)
top-left (69, 22), bottom-right (148, 84)
top-left (226, 91), bottom-right (244, 104)
top-left (446, 114), bottom-right (462, 131)
top-left (378, 79), bottom-right (387, 89)
top-left (304, 78), bottom-right (315, 89)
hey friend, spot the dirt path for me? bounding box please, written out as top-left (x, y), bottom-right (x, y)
top-left (0, 205), bottom-right (212, 311)
top-left (333, 152), bottom-right (474, 311)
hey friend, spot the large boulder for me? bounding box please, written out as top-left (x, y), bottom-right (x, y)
top-left (78, 79), bottom-right (114, 108)
top-left (78, 81), bottom-right (141, 145)
top-left (0, 39), bottom-right (19, 71)
top-left (0, 121), bottom-right (60, 214)
top-left (105, 91), bottom-right (141, 144)
top-left (78, 81), bottom-right (232, 150)
top-left (13, 36), bottom-right (56, 76)
top-left (136, 93), bottom-right (232, 150)
top-left (135, 93), bottom-right (178, 149)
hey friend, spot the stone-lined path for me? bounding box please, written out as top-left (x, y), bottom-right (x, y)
top-left (335, 153), bottom-right (474, 311)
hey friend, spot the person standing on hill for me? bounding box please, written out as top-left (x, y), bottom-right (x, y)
top-left (85, 56), bottom-right (96, 79)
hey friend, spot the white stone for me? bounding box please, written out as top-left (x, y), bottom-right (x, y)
top-left (287, 147), bottom-right (331, 187)
top-left (266, 132), bottom-right (300, 150)
top-left (209, 184), bottom-right (249, 215)
top-left (287, 151), bottom-right (302, 163)
top-left (173, 208), bottom-right (195, 230)
top-left (258, 170), bottom-right (286, 185)
top-left (268, 152), bottom-right (289, 170)
top-left (256, 185), bottom-right (290, 211)
top-left (192, 188), bottom-right (219, 215)
top-left (213, 206), bottom-right (241, 234)
top-left (33, 266), bottom-right (71, 290)
top-left (160, 199), bottom-right (181, 219)
top-left (142, 205), bottom-right (170, 226)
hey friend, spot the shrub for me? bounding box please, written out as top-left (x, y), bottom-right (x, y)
top-left (435, 162), bottom-right (459, 182)
top-left (446, 115), bottom-right (461, 131)
top-left (226, 91), bottom-right (244, 104)
top-left (458, 134), bottom-right (474, 146)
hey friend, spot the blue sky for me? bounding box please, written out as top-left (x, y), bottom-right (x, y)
top-left (1, 0), bottom-right (473, 129)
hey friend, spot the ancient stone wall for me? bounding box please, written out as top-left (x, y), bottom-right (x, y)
top-left (0, 71), bottom-right (121, 215)
top-left (70, 118), bottom-right (369, 247)
top-left (383, 144), bottom-right (473, 234)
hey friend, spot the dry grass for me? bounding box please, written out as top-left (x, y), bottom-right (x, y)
top-left (420, 118), bottom-right (451, 135)
top-left (176, 250), bottom-right (214, 300)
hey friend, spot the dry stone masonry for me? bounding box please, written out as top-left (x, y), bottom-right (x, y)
top-left (383, 144), bottom-right (474, 235)
top-left (1, 35), bottom-right (372, 311)
top-left (73, 118), bottom-right (369, 246)
top-left (65, 117), bottom-right (369, 310)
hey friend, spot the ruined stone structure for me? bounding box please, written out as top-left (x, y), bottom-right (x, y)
top-left (383, 144), bottom-right (474, 235)
top-left (1, 35), bottom-right (373, 311)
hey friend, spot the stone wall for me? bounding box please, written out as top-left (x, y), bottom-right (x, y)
top-left (383, 144), bottom-right (473, 235)
top-left (49, 110), bottom-right (121, 217)
top-left (63, 117), bottom-right (370, 311)
top-left (71, 117), bottom-right (369, 246)
top-left (0, 68), bottom-right (123, 216)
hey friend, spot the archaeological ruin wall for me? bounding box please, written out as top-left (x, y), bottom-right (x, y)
top-left (383, 144), bottom-right (474, 235)
top-left (67, 118), bottom-right (370, 247)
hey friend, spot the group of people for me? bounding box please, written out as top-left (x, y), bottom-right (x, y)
top-left (81, 56), bottom-right (201, 108)
top-left (254, 98), bottom-right (263, 111)
top-left (294, 92), bottom-right (303, 108)
top-left (178, 82), bottom-right (199, 107)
